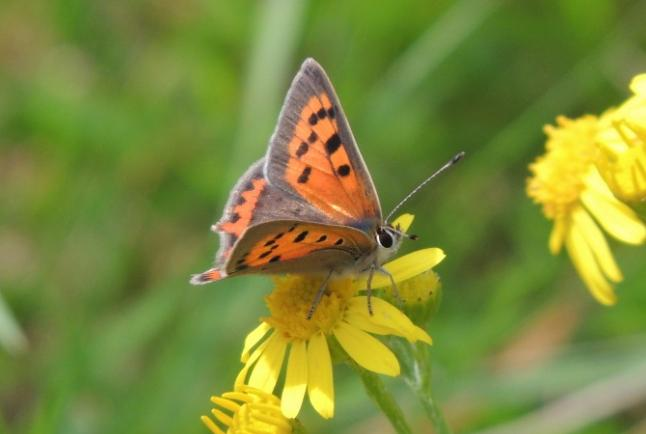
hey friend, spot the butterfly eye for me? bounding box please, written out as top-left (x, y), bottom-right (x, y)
top-left (377, 230), bottom-right (393, 248)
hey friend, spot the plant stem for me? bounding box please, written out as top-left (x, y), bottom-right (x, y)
top-left (392, 339), bottom-right (453, 434)
top-left (356, 367), bottom-right (414, 434)
top-left (330, 337), bottom-right (414, 434)
top-left (417, 384), bottom-right (452, 434)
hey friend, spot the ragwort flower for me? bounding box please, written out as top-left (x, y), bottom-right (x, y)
top-left (236, 215), bottom-right (443, 419)
top-left (202, 385), bottom-right (293, 434)
top-left (527, 115), bottom-right (646, 305)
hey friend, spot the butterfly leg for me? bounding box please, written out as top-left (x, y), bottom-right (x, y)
top-left (366, 266), bottom-right (375, 316)
top-left (378, 267), bottom-right (402, 305)
top-left (307, 270), bottom-right (334, 320)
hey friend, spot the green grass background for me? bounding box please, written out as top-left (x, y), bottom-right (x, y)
top-left (2, 0), bottom-right (646, 433)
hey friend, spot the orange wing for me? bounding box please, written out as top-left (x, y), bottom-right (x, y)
top-left (191, 220), bottom-right (375, 283)
top-left (224, 220), bottom-right (375, 275)
top-left (265, 58), bottom-right (382, 228)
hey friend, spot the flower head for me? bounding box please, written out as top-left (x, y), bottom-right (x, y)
top-left (528, 115), bottom-right (600, 221)
top-left (596, 74), bottom-right (646, 202)
top-left (202, 385), bottom-right (292, 434)
top-left (236, 215), bottom-right (443, 419)
top-left (527, 116), bottom-right (646, 305)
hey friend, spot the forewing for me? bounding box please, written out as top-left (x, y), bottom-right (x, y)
top-left (265, 58), bottom-right (381, 228)
top-left (225, 220), bottom-right (375, 275)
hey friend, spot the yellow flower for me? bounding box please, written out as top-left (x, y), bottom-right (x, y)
top-left (528, 116), bottom-right (646, 305)
top-left (236, 215), bottom-right (442, 419)
top-left (596, 73), bottom-right (646, 202)
top-left (201, 385), bottom-right (292, 434)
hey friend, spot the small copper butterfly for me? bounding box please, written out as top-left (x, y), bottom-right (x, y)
top-left (191, 58), bottom-right (463, 316)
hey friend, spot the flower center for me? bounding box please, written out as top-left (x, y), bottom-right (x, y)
top-left (264, 275), bottom-right (357, 341)
top-left (527, 115), bottom-right (599, 220)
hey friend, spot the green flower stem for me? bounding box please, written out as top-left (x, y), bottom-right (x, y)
top-left (355, 367), bottom-right (414, 434)
top-left (329, 337), bottom-right (414, 434)
top-left (417, 380), bottom-right (452, 434)
top-left (392, 339), bottom-right (453, 434)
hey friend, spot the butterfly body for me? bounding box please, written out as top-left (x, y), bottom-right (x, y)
top-left (191, 58), bottom-right (404, 285)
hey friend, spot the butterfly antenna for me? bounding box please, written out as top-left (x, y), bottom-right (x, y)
top-left (385, 151), bottom-right (465, 224)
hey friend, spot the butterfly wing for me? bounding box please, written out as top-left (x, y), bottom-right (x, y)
top-left (265, 58), bottom-right (382, 229)
top-left (194, 220), bottom-right (375, 283)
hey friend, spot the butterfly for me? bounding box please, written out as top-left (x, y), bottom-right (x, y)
top-left (191, 58), bottom-right (462, 317)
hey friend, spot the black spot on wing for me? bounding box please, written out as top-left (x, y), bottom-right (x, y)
top-left (316, 235), bottom-right (327, 242)
top-left (229, 212), bottom-right (241, 223)
top-left (337, 164), bottom-right (351, 177)
top-left (296, 142), bottom-right (308, 158)
top-left (325, 133), bottom-right (341, 155)
top-left (334, 238), bottom-right (343, 246)
top-left (293, 231), bottom-right (309, 242)
top-left (269, 255), bottom-right (281, 263)
top-left (308, 132), bottom-right (318, 144)
top-left (297, 166), bottom-right (312, 184)
top-left (259, 251), bottom-right (272, 259)
top-left (264, 239), bottom-right (275, 247)
top-left (317, 108), bottom-right (327, 119)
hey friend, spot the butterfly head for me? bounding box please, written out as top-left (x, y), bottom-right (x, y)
top-left (375, 224), bottom-right (405, 265)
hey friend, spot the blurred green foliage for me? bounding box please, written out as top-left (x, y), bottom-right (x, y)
top-left (1, 0), bottom-right (646, 433)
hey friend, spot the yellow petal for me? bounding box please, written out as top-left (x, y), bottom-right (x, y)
top-left (391, 213), bottom-right (415, 233)
top-left (370, 248), bottom-right (445, 289)
top-left (345, 296), bottom-right (432, 344)
top-left (201, 416), bottom-right (225, 434)
top-left (581, 170), bottom-right (646, 244)
top-left (566, 222), bottom-right (617, 305)
top-left (281, 340), bottom-right (307, 418)
top-left (343, 302), bottom-right (397, 336)
top-left (630, 73), bottom-right (646, 95)
top-left (601, 146), bottom-right (646, 201)
top-left (549, 217), bottom-right (566, 254)
top-left (307, 333), bottom-right (334, 419)
top-left (248, 333), bottom-right (287, 393)
top-left (236, 333), bottom-right (271, 389)
top-left (211, 408), bottom-right (233, 426)
top-left (333, 321), bottom-right (400, 376)
top-left (572, 207), bottom-right (622, 282)
top-left (241, 322), bottom-right (272, 363)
